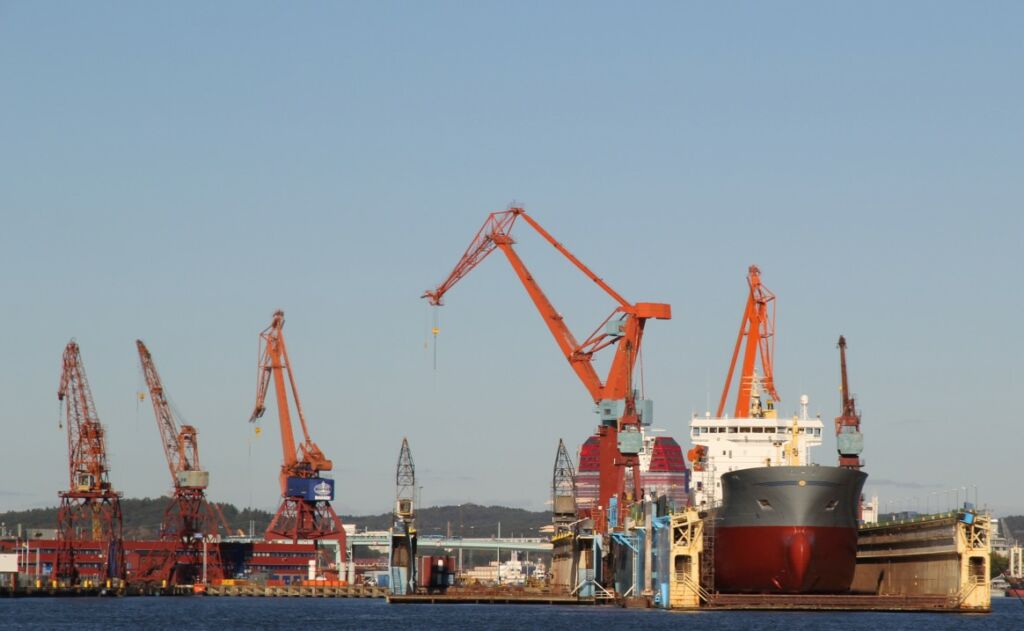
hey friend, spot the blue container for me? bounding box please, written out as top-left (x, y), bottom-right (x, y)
top-left (286, 476), bottom-right (335, 501)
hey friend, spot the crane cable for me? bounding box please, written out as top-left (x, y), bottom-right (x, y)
top-left (432, 308), bottom-right (440, 371)
top-left (425, 303), bottom-right (440, 371)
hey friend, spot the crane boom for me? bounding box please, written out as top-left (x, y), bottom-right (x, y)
top-left (717, 265), bottom-right (780, 419)
top-left (137, 340), bottom-right (202, 482)
top-left (424, 207), bottom-right (670, 532)
top-left (423, 207), bottom-right (670, 403)
top-left (58, 341), bottom-right (112, 493)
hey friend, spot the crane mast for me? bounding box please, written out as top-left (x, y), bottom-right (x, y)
top-left (717, 265), bottom-right (780, 419)
top-left (55, 340), bottom-right (124, 586)
top-left (249, 310), bottom-right (346, 570)
top-left (424, 207), bottom-right (670, 532)
top-left (136, 340), bottom-right (224, 585)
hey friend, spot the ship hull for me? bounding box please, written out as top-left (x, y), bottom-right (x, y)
top-left (713, 466), bottom-right (867, 594)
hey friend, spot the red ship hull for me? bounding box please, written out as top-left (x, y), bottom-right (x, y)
top-left (715, 525), bottom-right (859, 593)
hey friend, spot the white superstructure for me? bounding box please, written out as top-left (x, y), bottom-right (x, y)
top-left (689, 385), bottom-right (824, 508)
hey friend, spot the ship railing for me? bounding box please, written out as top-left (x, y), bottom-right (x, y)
top-left (679, 571), bottom-right (713, 604)
top-left (949, 574), bottom-right (987, 608)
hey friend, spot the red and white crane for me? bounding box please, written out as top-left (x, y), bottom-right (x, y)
top-left (56, 340), bottom-right (124, 586)
top-left (136, 339), bottom-right (226, 585)
top-left (424, 207), bottom-right (670, 532)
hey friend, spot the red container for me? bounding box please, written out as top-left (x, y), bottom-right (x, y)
top-left (419, 556), bottom-right (433, 590)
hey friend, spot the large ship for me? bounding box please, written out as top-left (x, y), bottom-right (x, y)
top-left (689, 266), bottom-right (867, 594)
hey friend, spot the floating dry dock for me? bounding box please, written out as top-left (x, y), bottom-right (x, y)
top-left (388, 593), bottom-right (590, 605)
top-left (668, 508), bottom-right (991, 612)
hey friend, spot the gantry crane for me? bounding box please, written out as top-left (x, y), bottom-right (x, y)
top-left (55, 340), bottom-right (124, 586)
top-left (424, 207), bottom-right (671, 532)
top-left (835, 336), bottom-right (864, 471)
top-left (136, 340), bottom-right (225, 585)
top-left (717, 265), bottom-right (780, 419)
top-left (249, 310), bottom-right (346, 570)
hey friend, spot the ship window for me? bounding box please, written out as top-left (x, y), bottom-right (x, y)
top-left (753, 427), bottom-right (764, 433)
top-left (814, 428), bottom-right (821, 436)
top-left (757, 499), bottom-right (773, 510)
top-left (739, 427), bottom-right (751, 433)
top-left (825, 499), bottom-right (839, 511)
top-left (727, 427), bottom-right (738, 434)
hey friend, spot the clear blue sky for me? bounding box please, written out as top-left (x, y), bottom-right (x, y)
top-left (2, 2), bottom-right (1021, 519)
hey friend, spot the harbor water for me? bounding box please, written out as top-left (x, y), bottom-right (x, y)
top-left (0, 597), bottom-right (1021, 630)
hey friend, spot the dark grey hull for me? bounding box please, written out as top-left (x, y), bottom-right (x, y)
top-left (718, 466), bottom-right (867, 528)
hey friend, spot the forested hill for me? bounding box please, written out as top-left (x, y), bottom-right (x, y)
top-left (0, 499), bottom-right (548, 540)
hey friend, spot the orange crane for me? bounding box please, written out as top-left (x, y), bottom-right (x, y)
top-left (250, 310), bottom-right (346, 569)
top-left (136, 340), bottom-right (225, 585)
top-left (55, 340), bottom-right (124, 586)
top-left (424, 207), bottom-right (671, 532)
top-left (717, 265), bottom-right (780, 419)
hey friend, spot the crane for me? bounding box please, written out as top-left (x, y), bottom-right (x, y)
top-left (249, 310), bottom-right (346, 570)
top-left (136, 340), bottom-right (225, 585)
top-left (423, 207), bottom-right (671, 532)
top-left (717, 265), bottom-right (780, 419)
top-left (552, 438), bottom-right (577, 529)
top-left (835, 336), bottom-right (864, 471)
top-left (392, 437), bottom-right (417, 595)
top-left (55, 340), bottom-right (124, 586)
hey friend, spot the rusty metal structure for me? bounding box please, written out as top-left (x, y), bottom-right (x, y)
top-left (136, 339), bottom-right (225, 585)
top-left (250, 310), bottom-right (346, 570)
top-left (835, 335), bottom-right (864, 471)
top-left (717, 265), bottom-right (780, 419)
top-left (391, 437), bottom-right (417, 595)
top-left (424, 207), bottom-right (670, 532)
top-left (55, 340), bottom-right (124, 585)
top-left (552, 439), bottom-right (577, 528)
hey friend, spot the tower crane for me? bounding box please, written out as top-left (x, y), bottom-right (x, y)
top-left (249, 310), bottom-right (346, 570)
top-left (55, 340), bottom-right (124, 586)
top-left (136, 340), bottom-right (225, 585)
top-left (423, 207), bottom-right (671, 532)
top-left (717, 265), bottom-right (780, 419)
top-left (552, 438), bottom-right (578, 529)
top-left (392, 437), bottom-right (417, 594)
top-left (835, 336), bottom-right (864, 471)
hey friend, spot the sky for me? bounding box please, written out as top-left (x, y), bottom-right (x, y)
top-left (1, 2), bottom-right (1021, 519)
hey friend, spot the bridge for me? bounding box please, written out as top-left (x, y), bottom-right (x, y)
top-left (347, 532), bottom-right (552, 553)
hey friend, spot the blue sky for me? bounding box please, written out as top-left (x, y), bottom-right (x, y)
top-left (1, 2), bottom-right (1021, 518)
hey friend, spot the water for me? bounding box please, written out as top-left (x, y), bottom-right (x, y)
top-left (1, 596), bottom-right (1021, 630)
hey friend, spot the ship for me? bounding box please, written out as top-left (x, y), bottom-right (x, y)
top-left (688, 265), bottom-right (868, 594)
top-left (577, 429), bottom-right (689, 510)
